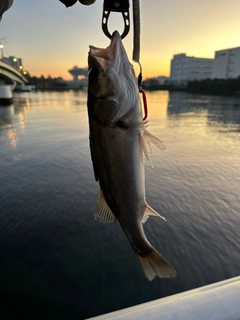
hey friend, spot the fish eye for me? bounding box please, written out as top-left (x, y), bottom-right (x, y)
top-left (88, 67), bottom-right (99, 81)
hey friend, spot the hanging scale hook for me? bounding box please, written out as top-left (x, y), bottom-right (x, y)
top-left (102, 0), bottom-right (130, 39)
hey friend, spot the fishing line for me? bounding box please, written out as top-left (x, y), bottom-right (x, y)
top-left (132, 0), bottom-right (142, 84)
top-left (132, 0), bottom-right (141, 64)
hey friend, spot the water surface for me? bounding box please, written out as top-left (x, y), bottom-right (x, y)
top-left (0, 90), bottom-right (240, 319)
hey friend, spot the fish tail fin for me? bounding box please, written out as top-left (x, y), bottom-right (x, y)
top-left (138, 248), bottom-right (176, 281)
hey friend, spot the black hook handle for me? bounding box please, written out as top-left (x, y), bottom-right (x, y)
top-left (103, 0), bottom-right (129, 12)
top-left (102, 0), bottom-right (130, 39)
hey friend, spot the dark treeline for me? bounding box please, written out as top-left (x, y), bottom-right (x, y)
top-left (142, 77), bottom-right (240, 96)
top-left (141, 79), bottom-right (184, 92)
top-left (187, 77), bottom-right (240, 96)
top-left (28, 75), bottom-right (240, 95)
top-left (28, 75), bottom-right (69, 90)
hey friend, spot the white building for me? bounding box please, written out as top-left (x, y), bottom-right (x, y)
top-left (169, 53), bottom-right (213, 85)
top-left (211, 47), bottom-right (240, 79)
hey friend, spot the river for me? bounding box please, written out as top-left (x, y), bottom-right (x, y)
top-left (0, 90), bottom-right (240, 319)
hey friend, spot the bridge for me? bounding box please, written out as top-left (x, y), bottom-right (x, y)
top-left (0, 59), bottom-right (28, 84)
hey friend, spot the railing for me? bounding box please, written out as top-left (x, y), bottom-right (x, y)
top-left (87, 276), bottom-right (240, 320)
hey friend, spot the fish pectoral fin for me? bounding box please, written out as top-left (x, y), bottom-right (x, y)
top-left (139, 133), bottom-right (153, 167)
top-left (95, 189), bottom-right (116, 224)
top-left (142, 205), bottom-right (166, 224)
top-left (139, 129), bottom-right (166, 166)
top-left (144, 129), bottom-right (166, 151)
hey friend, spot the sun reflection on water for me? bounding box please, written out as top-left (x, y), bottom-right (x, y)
top-left (7, 125), bottom-right (18, 148)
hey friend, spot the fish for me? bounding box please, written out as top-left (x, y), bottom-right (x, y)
top-left (87, 30), bottom-right (176, 281)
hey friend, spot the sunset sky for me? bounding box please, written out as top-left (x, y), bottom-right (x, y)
top-left (0, 0), bottom-right (239, 80)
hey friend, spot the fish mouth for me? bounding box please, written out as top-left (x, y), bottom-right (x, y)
top-left (88, 31), bottom-right (126, 71)
top-left (108, 30), bottom-right (123, 56)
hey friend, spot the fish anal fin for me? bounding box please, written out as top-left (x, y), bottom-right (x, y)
top-left (95, 189), bottom-right (116, 224)
top-left (138, 248), bottom-right (176, 281)
top-left (142, 205), bottom-right (166, 224)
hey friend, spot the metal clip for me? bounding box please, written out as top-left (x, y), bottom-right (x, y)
top-left (102, 0), bottom-right (130, 39)
top-left (139, 88), bottom-right (148, 121)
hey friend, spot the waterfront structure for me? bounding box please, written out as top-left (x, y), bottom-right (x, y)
top-left (155, 76), bottom-right (169, 84)
top-left (211, 46), bottom-right (240, 79)
top-left (143, 76), bottom-right (169, 89)
top-left (169, 53), bottom-right (213, 85)
top-left (0, 82), bottom-right (16, 105)
top-left (68, 66), bottom-right (88, 89)
top-left (68, 66), bottom-right (88, 81)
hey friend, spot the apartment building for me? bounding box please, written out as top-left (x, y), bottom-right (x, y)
top-left (169, 53), bottom-right (213, 85)
top-left (211, 47), bottom-right (240, 79)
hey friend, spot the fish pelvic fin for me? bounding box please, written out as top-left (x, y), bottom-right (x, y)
top-left (138, 248), bottom-right (176, 281)
top-left (142, 205), bottom-right (166, 224)
top-left (139, 126), bottom-right (166, 166)
top-left (95, 189), bottom-right (116, 224)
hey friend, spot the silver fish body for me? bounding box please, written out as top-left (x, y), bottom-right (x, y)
top-left (87, 31), bottom-right (176, 280)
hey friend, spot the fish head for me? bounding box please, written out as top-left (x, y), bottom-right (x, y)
top-left (88, 31), bottom-right (141, 127)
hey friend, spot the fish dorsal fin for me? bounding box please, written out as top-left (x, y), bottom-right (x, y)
top-left (142, 205), bottom-right (166, 224)
top-left (95, 189), bottom-right (116, 224)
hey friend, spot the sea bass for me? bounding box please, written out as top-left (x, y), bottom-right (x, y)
top-left (87, 31), bottom-right (176, 281)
